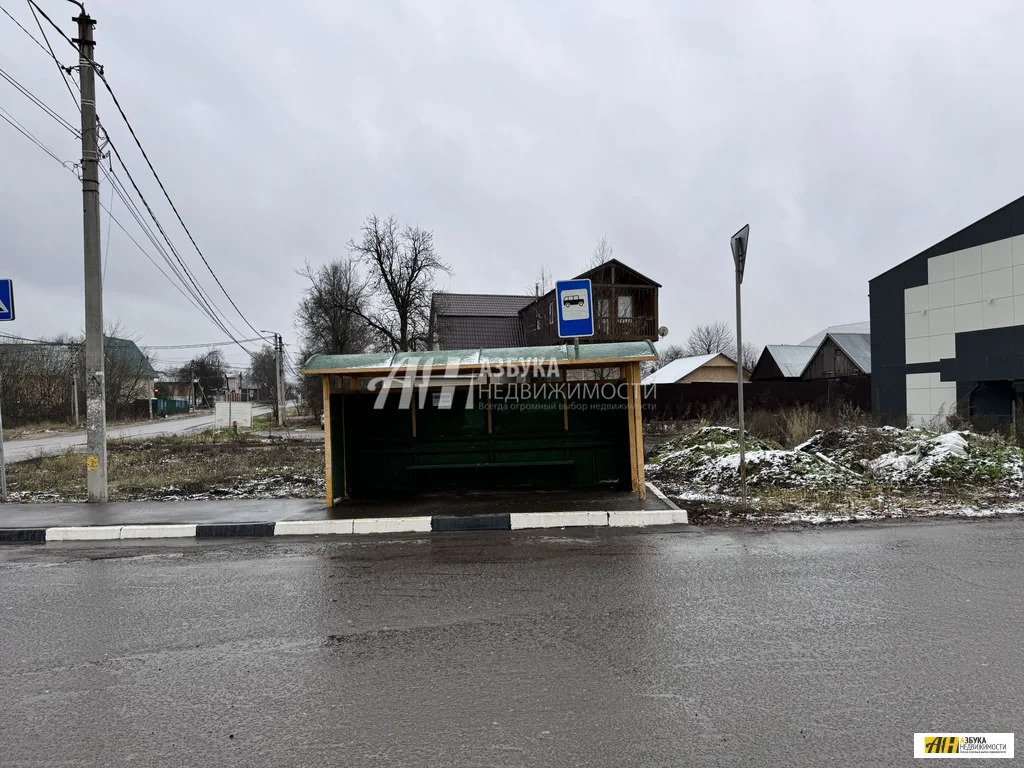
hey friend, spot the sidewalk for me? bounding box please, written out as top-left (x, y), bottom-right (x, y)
top-left (0, 487), bottom-right (687, 542)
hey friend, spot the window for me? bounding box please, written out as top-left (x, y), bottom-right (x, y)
top-left (548, 302), bottom-right (554, 324)
top-left (617, 295), bottom-right (634, 318)
top-left (597, 299), bottom-right (611, 334)
top-left (536, 312), bottom-right (541, 330)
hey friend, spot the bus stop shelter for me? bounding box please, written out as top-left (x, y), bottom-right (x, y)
top-left (302, 341), bottom-right (657, 507)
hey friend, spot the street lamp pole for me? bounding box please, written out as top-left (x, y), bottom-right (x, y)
top-left (731, 225), bottom-right (750, 507)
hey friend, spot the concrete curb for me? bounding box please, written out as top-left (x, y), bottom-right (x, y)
top-left (1, 501), bottom-right (687, 545)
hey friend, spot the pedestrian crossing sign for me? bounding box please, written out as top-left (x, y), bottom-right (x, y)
top-left (0, 280), bottom-right (13, 321)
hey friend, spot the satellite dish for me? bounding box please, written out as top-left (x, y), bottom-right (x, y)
top-left (658, 326), bottom-right (669, 338)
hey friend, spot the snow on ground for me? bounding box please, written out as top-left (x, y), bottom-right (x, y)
top-left (647, 424), bottom-right (1024, 525)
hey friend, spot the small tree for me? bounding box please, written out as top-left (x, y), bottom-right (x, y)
top-left (246, 346), bottom-right (278, 413)
top-left (589, 235), bottom-right (613, 268)
top-left (681, 321), bottom-right (735, 357)
top-left (176, 350), bottom-right (227, 408)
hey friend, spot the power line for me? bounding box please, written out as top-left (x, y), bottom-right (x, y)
top-left (0, 64), bottom-right (78, 135)
top-left (25, 0), bottom-right (75, 50)
top-left (25, 0), bottom-right (79, 113)
top-left (0, 2), bottom-right (47, 54)
top-left (90, 66), bottom-right (264, 341)
top-left (0, 103), bottom-right (65, 164)
top-left (0, 100), bottom-right (258, 356)
top-left (146, 338), bottom-right (267, 350)
top-left (98, 131), bottom-right (256, 354)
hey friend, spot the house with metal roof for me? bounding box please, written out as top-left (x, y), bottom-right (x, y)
top-left (429, 258), bottom-right (661, 351)
top-left (641, 352), bottom-right (749, 385)
top-left (751, 324), bottom-right (871, 381)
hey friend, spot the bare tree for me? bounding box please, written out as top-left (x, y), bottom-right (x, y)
top-left (346, 214), bottom-right (452, 352)
top-left (534, 265), bottom-right (553, 295)
top-left (740, 342), bottom-right (760, 373)
top-left (681, 321), bottom-right (735, 357)
top-left (296, 258), bottom-right (375, 356)
top-left (589, 235), bottom-right (614, 268)
top-left (246, 346), bottom-right (278, 414)
top-left (174, 349), bottom-right (227, 408)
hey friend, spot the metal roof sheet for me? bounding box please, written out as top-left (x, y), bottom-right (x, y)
top-left (434, 315), bottom-right (525, 350)
top-left (640, 353), bottom-right (729, 384)
top-left (762, 344), bottom-right (816, 378)
top-left (432, 292), bottom-right (535, 317)
top-left (827, 333), bottom-right (872, 374)
top-left (303, 341), bottom-right (658, 375)
top-left (800, 321), bottom-right (870, 347)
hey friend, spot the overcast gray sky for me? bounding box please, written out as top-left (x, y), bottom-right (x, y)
top-left (2, 0), bottom-right (1023, 374)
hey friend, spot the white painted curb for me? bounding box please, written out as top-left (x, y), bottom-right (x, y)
top-left (120, 524), bottom-right (197, 540)
top-left (608, 510), bottom-right (689, 527)
top-left (645, 482), bottom-right (682, 511)
top-left (274, 519), bottom-right (355, 536)
top-left (352, 516), bottom-right (431, 534)
top-left (509, 511), bottom-right (609, 530)
top-left (46, 525), bottom-right (122, 542)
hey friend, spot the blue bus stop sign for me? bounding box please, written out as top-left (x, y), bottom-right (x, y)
top-left (556, 279), bottom-right (594, 338)
top-left (0, 280), bottom-right (13, 321)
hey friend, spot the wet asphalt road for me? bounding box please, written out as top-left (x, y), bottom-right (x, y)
top-left (1, 520), bottom-right (1021, 767)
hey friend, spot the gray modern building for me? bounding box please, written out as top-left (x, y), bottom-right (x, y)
top-left (870, 196), bottom-right (1024, 428)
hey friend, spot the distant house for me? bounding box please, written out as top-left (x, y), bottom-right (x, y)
top-left (641, 352), bottom-right (749, 385)
top-left (752, 323), bottom-right (871, 381)
top-left (106, 336), bottom-right (159, 401)
top-left (430, 258), bottom-right (661, 350)
top-left (429, 293), bottom-right (532, 349)
top-left (225, 371), bottom-right (258, 402)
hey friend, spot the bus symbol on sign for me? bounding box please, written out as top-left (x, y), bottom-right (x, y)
top-left (556, 279), bottom-right (594, 338)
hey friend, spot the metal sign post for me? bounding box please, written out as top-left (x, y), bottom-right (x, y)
top-left (0, 279), bottom-right (13, 502)
top-left (731, 225), bottom-right (750, 507)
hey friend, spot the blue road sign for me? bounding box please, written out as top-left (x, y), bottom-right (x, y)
top-left (556, 279), bottom-right (594, 338)
top-left (0, 280), bottom-right (13, 321)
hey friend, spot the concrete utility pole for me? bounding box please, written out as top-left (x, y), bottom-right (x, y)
top-left (71, 371), bottom-right (79, 426)
top-left (0, 383), bottom-right (7, 503)
top-left (276, 333), bottom-right (285, 427)
top-left (76, 11), bottom-right (107, 502)
top-left (262, 330), bottom-right (285, 427)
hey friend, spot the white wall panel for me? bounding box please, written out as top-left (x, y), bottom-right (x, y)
top-left (954, 246), bottom-right (982, 278)
top-left (928, 279), bottom-right (954, 309)
top-left (930, 333), bottom-right (955, 360)
top-left (928, 252), bottom-right (955, 283)
top-left (906, 335), bottom-right (931, 364)
top-left (954, 274), bottom-right (983, 305)
top-left (905, 310), bottom-right (929, 339)
top-left (905, 284), bottom-right (929, 313)
top-left (954, 301), bottom-right (983, 332)
top-left (983, 267), bottom-right (1014, 301)
top-left (906, 373), bottom-right (936, 390)
top-left (983, 296), bottom-right (1014, 329)
top-left (906, 387), bottom-right (932, 416)
top-left (982, 237), bottom-right (1013, 272)
top-left (1013, 235), bottom-right (1024, 266)
top-left (928, 306), bottom-right (955, 336)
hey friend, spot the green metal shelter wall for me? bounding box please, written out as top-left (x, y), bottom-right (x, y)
top-left (334, 389), bottom-right (630, 498)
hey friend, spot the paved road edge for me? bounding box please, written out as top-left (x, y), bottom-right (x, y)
top-left (0, 509), bottom-right (689, 544)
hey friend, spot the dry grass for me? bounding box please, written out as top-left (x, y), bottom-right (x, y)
top-left (5, 432), bottom-right (324, 502)
top-left (645, 404), bottom-right (873, 449)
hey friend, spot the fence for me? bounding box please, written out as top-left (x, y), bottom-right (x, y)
top-left (642, 377), bottom-right (872, 421)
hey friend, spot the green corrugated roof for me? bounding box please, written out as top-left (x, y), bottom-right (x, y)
top-left (302, 341), bottom-right (657, 374)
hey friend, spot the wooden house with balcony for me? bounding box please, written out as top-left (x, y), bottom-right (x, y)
top-left (431, 259), bottom-right (661, 350)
